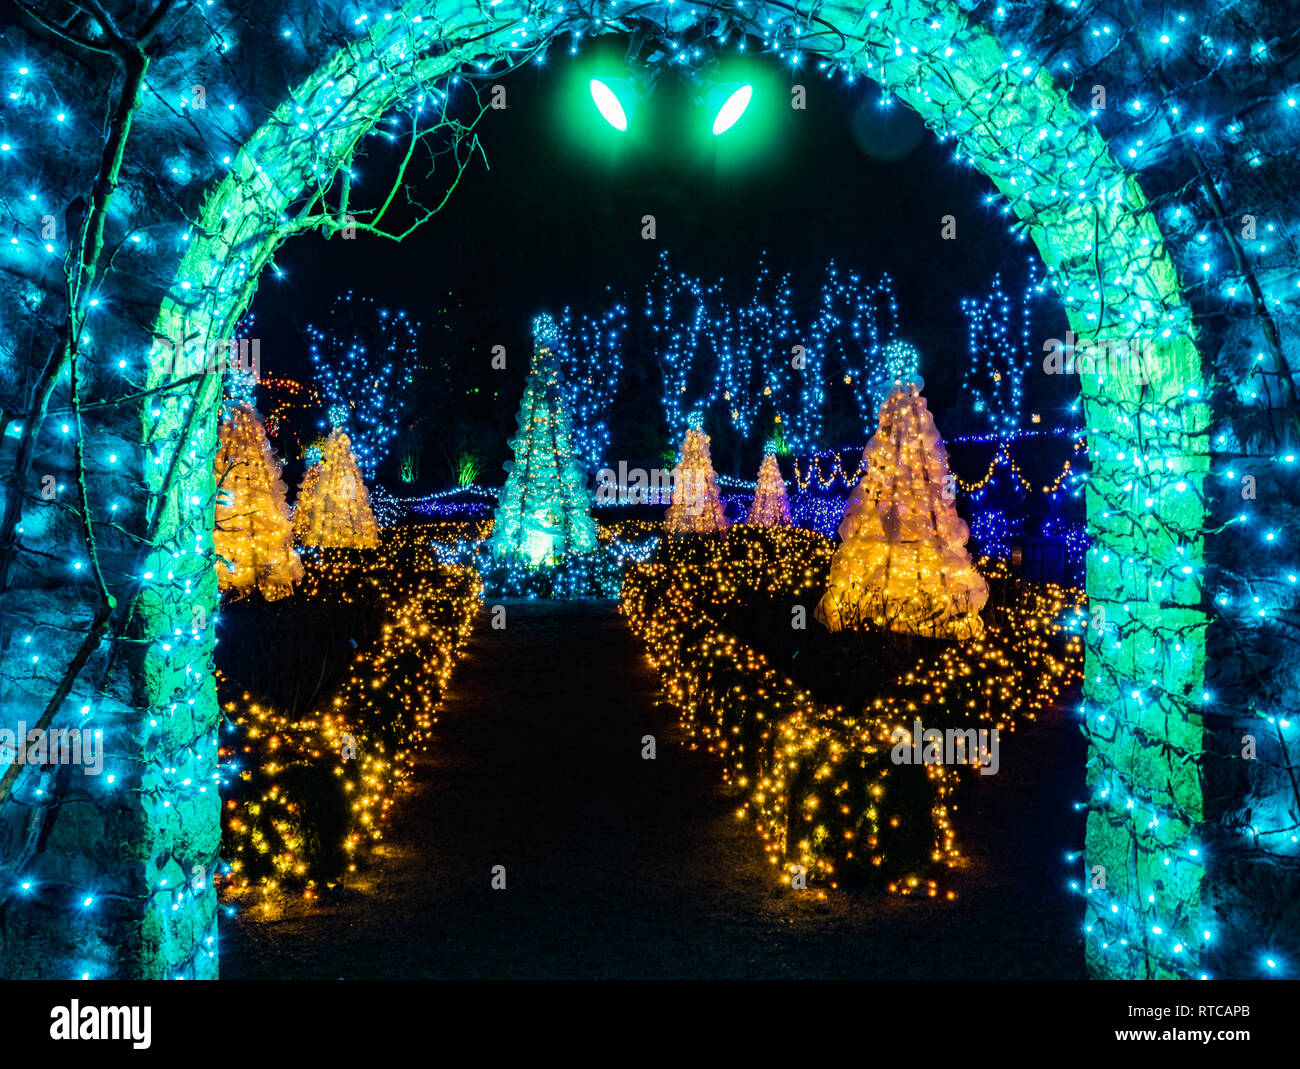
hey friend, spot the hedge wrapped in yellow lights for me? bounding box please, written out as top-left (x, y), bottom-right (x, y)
top-left (218, 528), bottom-right (481, 906)
top-left (620, 528), bottom-right (1083, 893)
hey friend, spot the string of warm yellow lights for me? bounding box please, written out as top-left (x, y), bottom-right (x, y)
top-left (596, 518), bottom-right (662, 540)
top-left (259, 374), bottom-right (321, 440)
top-left (795, 438), bottom-right (1085, 495)
top-left (954, 440), bottom-right (1085, 494)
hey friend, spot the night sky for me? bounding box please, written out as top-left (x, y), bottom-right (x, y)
top-left (250, 35), bottom-right (1073, 481)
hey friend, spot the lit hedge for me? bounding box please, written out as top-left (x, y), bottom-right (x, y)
top-left (218, 526), bottom-right (481, 905)
top-left (621, 527), bottom-right (1083, 894)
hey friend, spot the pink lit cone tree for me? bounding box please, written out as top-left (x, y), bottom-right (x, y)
top-left (744, 439), bottom-right (792, 526)
top-left (664, 410), bottom-right (730, 535)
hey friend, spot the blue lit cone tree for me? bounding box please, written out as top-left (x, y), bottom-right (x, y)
top-left (664, 410), bottom-right (730, 534)
top-left (292, 424), bottom-right (380, 549)
top-left (815, 378), bottom-right (988, 639)
top-left (744, 439), bottom-right (792, 526)
top-left (214, 399), bottom-right (304, 601)
top-left (489, 315), bottom-right (598, 566)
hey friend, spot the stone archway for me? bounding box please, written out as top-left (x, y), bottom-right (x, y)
top-left (2, 0), bottom-right (1279, 980)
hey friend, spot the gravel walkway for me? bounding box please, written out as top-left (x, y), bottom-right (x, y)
top-left (221, 600), bottom-right (1086, 978)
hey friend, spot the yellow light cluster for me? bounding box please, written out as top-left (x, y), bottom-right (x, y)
top-left (292, 429), bottom-right (380, 548)
top-left (258, 374), bottom-right (320, 439)
top-left (214, 402), bottom-right (304, 601)
top-left (817, 387), bottom-right (988, 640)
top-left (620, 530), bottom-right (1084, 896)
top-left (424, 516), bottom-right (494, 545)
top-left (867, 557), bottom-right (1084, 732)
top-left (218, 523), bottom-right (482, 910)
top-left (596, 518), bottom-right (662, 541)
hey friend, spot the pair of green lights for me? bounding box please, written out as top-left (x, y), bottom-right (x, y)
top-left (589, 78), bottom-right (754, 135)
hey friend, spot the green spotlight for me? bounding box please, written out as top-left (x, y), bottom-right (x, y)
top-left (590, 79), bottom-right (629, 131)
top-left (711, 84), bottom-right (753, 135)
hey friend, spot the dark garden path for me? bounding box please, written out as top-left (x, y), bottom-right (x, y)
top-left (222, 601), bottom-right (1086, 978)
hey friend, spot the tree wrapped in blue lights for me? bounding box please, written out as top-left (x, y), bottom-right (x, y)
top-left (650, 253), bottom-right (720, 444)
top-left (726, 255), bottom-right (786, 443)
top-left (809, 262), bottom-right (902, 440)
top-left (957, 269), bottom-right (1044, 436)
top-left (304, 291), bottom-right (420, 479)
top-left (489, 315), bottom-right (598, 566)
top-left (555, 301), bottom-right (626, 473)
top-left (643, 252), bottom-right (902, 452)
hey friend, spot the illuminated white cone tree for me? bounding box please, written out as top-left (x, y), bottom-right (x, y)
top-left (745, 439), bottom-right (792, 526)
top-left (214, 401), bottom-right (304, 601)
top-left (664, 411), bottom-right (730, 534)
top-left (489, 314), bottom-right (598, 566)
top-left (292, 427), bottom-right (380, 548)
top-left (816, 378), bottom-right (987, 639)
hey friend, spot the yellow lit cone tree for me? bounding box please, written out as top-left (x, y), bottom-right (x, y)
top-left (744, 439), bottom-right (792, 526)
top-left (214, 401), bottom-right (304, 601)
top-left (816, 377), bottom-right (988, 639)
top-left (292, 426), bottom-right (380, 548)
top-left (664, 410), bottom-right (730, 534)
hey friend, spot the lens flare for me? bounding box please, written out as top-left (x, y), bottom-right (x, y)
top-left (712, 84), bottom-right (753, 134)
top-left (589, 79), bottom-right (628, 131)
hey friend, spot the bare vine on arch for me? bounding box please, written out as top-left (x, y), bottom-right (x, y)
top-left (0, 1), bottom-right (497, 823)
